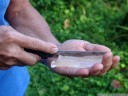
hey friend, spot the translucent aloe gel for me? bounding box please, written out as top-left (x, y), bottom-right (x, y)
top-left (51, 54), bottom-right (104, 69)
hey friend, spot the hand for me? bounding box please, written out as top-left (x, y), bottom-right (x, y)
top-left (0, 26), bottom-right (58, 70)
top-left (42, 39), bottom-right (120, 77)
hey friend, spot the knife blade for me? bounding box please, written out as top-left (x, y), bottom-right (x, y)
top-left (24, 49), bottom-right (106, 59)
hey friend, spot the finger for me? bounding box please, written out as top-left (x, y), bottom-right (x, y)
top-left (14, 33), bottom-right (58, 54)
top-left (99, 52), bottom-right (113, 75)
top-left (0, 61), bottom-right (10, 70)
top-left (89, 64), bottom-right (103, 75)
top-left (84, 43), bottom-right (111, 52)
top-left (110, 56), bottom-right (120, 69)
top-left (15, 50), bottom-right (41, 66)
top-left (53, 67), bottom-right (89, 77)
top-left (0, 56), bottom-right (17, 66)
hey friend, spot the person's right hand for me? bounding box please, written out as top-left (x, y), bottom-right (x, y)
top-left (0, 26), bottom-right (58, 70)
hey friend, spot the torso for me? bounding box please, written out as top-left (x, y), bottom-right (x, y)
top-left (0, 0), bottom-right (10, 25)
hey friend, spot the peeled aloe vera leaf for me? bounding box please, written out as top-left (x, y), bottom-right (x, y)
top-left (51, 55), bottom-right (103, 68)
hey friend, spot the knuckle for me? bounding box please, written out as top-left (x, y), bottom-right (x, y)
top-left (4, 49), bottom-right (14, 57)
top-left (30, 40), bottom-right (45, 50)
top-left (32, 41), bottom-right (41, 49)
top-left (27, 40), bottom-right (38, 49)
top-left (5, 59), bottom-right (17, 66)
top-left (3, 31), bottom-right (16, 43)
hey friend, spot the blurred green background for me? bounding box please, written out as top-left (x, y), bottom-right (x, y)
top-left (26, 0), bottom-right (128, 96)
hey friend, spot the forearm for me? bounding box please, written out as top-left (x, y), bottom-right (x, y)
top-left (6, 0), bottom-right (60, 46)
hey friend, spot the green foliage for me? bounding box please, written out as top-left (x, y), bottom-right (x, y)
top-left (27, 0), bottom-right (128, 96)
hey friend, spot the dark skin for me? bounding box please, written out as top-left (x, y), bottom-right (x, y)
top-left (0, 0), bottom-right (120, 77)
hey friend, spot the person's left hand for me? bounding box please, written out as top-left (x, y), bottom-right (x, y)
top-left (41, 40), bottom-right (120, 77)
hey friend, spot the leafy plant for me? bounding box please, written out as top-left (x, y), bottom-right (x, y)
top-left (26, 0), bottom-right (128, 96)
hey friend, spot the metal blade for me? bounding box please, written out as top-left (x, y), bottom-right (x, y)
top-left (53, 51), bottom-right (106, 57)
top-left (25, 48), bottom-right (106, 59)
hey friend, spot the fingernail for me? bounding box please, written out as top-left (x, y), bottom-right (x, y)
top-left (51, 47), bottom-right (58, 53)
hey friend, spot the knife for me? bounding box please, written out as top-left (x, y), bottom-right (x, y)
top-left (24, 49), bottom-right (106, 59)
